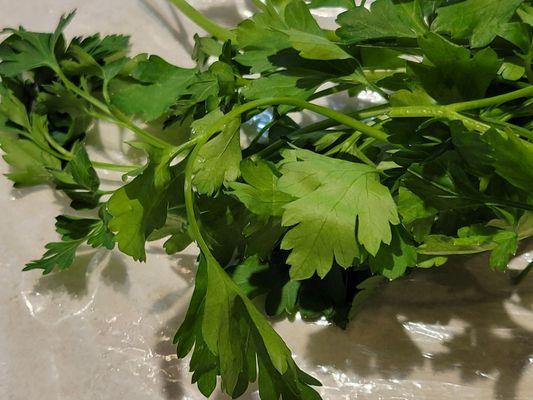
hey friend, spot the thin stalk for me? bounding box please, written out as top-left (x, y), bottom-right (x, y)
top-left (222, 97), bottom-right (392, 144)
top-left (449, 86), bottom-right (533, 112)
top-left (291, 104), bottom-right (390, 136)
top-left (480, 117), bottom-right (533, 141)
top-left (41, 128), bottom-right (74, 158)
top-left (308, 83), bottom-right (353, 101)
top-left (17, 131), bottom-right (69, 160)
top-left (55, 68), bottom-right (172, 149)
top-left (184, 134), bottom-right (216, 263)
top-left (167, 0), bottom-right (237, 42)
top-left (389, 86), bottom-right (533, 122)
top-left (247, 105), bottom-right (390, 159)
top-left (44, 130), bottom-right (139, 172)
top-left (92, 161), bottom-right (138, 172)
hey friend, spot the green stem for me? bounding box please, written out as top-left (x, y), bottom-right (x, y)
top-left (182, 97), bottom-right (393, 263)
top-left (184, 135), bottom-right (216, 263)
top-left (308, 83), bottom-right (353, 101)
top-left (18, 131), bottom-right (69, 160)
top-left (167, 0), bottom-right (237, 42)
top-left (222, 97), bottom-right (391, 144)
top-left (41, 128), bottom-right (74, 158)
top-left (389, 86), bottom-right (533, 128)
top-left (246, 105), bottom-right (390, 159)
top-left (449, 86), bottom-right (533, 112)
top-left (44, 129), bottom-right (139, 172)
top-left (55, 68), bottom-right (109, 113)
top-left (55, 68), bottom-right (172, 149)
top-left (92, 161), bottom-right (138, 172)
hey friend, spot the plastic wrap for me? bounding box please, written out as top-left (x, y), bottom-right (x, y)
top-left (2, 1), bottom-right (533, 399)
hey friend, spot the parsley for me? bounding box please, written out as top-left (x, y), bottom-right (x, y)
top-left (1, 1), bottom-right (533, 399)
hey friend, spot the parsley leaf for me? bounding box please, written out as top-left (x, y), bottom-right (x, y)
top-left (24, 211), bottom-right (114, 274)
top-left (175, 255), bottom-right (321, 399)
top-left (0, 11), bottom-right (75, 76)
top-left (107, 146), bottom-right (174, 261)
top-left (432, 0), bottom-right (523, 48)
top-left (278, 149), bottom-right (399, 280)
top-left (336, 0), bottom-right (427, 44)
top-left (110, 55), bottom-right (197, 121)
top-left (193, 118), bottom-right (242, 195)
top-left (229, 159), bottom-right (294, 217)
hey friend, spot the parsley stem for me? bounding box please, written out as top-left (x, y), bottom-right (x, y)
top-left (449, 86), bottom-right (533, 112)
top-left (224, 97), bottom-right (392, 144)
top-left (167, 0), bottom-right (237, 42)
top-left (243, 104), bottom-right (391, 158)
top-left (41, 127), bottom-right (74, 158)
top-left (54, 68), bottom-right (172, 149)
top-left (38, 106), bottom-right (140, 172)
top-left (91, 161), bottom-right (138, 172)
top-left (17, 131), bottom-right (69, 161)
top-left (390, 86), bottom-right (533, 127)
top-left (183, 135), bottom-right (217, 264)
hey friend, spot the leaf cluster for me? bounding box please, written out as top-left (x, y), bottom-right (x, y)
top-left (1, 1), bottom-right (533, 399)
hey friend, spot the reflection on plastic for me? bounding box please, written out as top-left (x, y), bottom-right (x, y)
top-left (15, 241), bottom-right (533, 399)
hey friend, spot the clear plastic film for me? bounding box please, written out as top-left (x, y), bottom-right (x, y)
top-left (4, 222), bottom-right (533, 399)
top-left (2, 1), bottom-right (533, 400)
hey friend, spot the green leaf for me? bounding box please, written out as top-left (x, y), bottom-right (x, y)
top-left (432, 0), bottom-right (523, 48)
top-left (242, 71), bottom-right (319, 102)
top-left (349, 275), bottom-right (385, 320)
top-left (193, 118), bottom-right (242, 195)
top-left (498, 22), bottom-right (531, 53)
top-left (279, 0), bottom-right (351, 60)
top-left (48, 144), bottom-right (102, 210)
top-left (0, 136), bottom-right (60, 186)
top-left (265, 280), bottom-right (300, 317)
top-left (409, 33), bottom-right (501, 103)
top-left (229, 159), bottom-right (294, 217)
top-left (278, 149), bottom-right (399, 280)
top-left (0, 83), bottom-right (30, 130)
top-left (174, 255), bottom-right (321, 399)
top-left (397, 187), bottom-right (437, 242)
top-left (452, 126), bottom-right (533, 193)
top-left (490, 230), bottom-right (518, 271)
top-left (398, 187), bottom-right (437, 225)
top-left (23, 240), bottom-right (83, 275)
top-left (107, 148), bottom-right (174, 261)
top-left (419, 225), bottom-right (519, 270)
top-left (481, 129), bottom-right (533, 193)
top-left (110, 55), bottom-right (197, 121)
top-left (517, 3), bottom-right (533, 27)
top-left (0, 11), bottom-right (74, 76)
top-left (24, 211), bottom-right (114, 274)
top-left (369, 227), bottom-right (418, 280)
top-left (148, 210), bottom-right (192, 254)
top-left (286, 29), bottom-right (352, 60)
top-left (71, 33), bottom-right (130, 60)
top-left (499, 61), bottom-right (526, 81)
top-left (308, 0), bottom-right (354, 8)
top-left (336, 0), bottom-right (427, 44)
top-left (68, 144), bottom-right (99, 192)
top-left (231, 255), bottom-right (272, 297)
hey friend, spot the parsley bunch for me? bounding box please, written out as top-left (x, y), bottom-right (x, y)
top-left (1, 1), bottom-right (533, 398)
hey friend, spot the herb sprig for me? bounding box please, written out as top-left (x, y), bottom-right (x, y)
top-left (1, 1), bottom-right (533, 399)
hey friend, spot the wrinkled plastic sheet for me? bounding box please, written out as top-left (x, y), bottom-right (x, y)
top-left (2, 1), bottom-right (533, 400)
